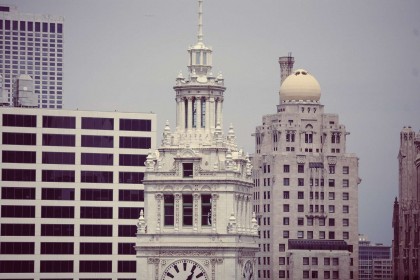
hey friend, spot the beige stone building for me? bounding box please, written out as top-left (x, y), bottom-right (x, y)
top-left (253, 56), bottom-right (360, 279)
top-left (392, 126), bottom-right (420, 279)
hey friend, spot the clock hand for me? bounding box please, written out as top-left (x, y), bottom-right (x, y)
top-left (186, 271), bottom-right (194, 280)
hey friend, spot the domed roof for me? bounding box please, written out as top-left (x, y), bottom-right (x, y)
top-left (280, 69), bottom-right (321, 102)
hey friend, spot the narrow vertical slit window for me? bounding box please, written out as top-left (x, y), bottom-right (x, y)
top-left (184, 99), bottom-right (188, 128)
top-left (192, 98), bottom-right (197, 128)
top-left (201, 98), bottom-right (206, 128)
top-left (201, 194), bottom-right (212, 226)
top-left (183, 194), bottom-right (193, 226)
top-left (164, 195), bottom-right (174, 226)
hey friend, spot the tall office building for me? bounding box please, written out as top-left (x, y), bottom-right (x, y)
top-left (0, 5), bottom-right (64, 108)
top-left (392, 126), bottom-right (420, 280)
top-left (253, 56), bottom-right (360, 279)
top-left (0, 107), bottom-right (156, 279)
top-left (358, 234), bottom-right (392, 280)
top-left (136, 1), bottom-right (259, 279)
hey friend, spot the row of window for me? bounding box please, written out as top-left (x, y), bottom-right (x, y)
top-left (278, 230), bottom-right (349, 240)
top-left (0, 20), bottom-right (63, 33)
top-left (0, 260), bottom-right (136, 273)
top-left (2, 114), bottom-right (152, 131)
top-left (0, 242), bottom-right (135, 255)
top-left (256, 190), bottom-right (350, 201)
top-left (256, 177), bottom-right (350, 188)
top-left (1, 224), bottom-right (136, 237)
top-left (1, 205), bottom-right (143, 219)
top-left (164, 194), bottom-right (212, 227)
top-left (1, 169), bottom-right (145, 183)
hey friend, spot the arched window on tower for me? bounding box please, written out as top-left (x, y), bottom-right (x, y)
top-left (305, 124), bottom-right (313, 143)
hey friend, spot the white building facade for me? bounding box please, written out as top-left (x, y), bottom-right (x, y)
top-left (253, 60), bottom-right (360, 279)
top-left (0, 107), bottom-right (156, 279)
top-left (135, 1), bottom-right (259, 279)
top-left (0, 5), bottom-right (64, 108)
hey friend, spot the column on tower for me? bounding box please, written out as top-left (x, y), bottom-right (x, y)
top-left (180, 97), bottom-right (186, 130)
top-left (209, 97), bottom-right (215, 130)
top-left (217, 98), bottom-right (223, 127)
top-left (205, 97), bottom-right (210, 131)
top-left (187, 97), bottom-right (193, 130)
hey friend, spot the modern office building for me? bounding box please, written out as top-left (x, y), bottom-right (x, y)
top-left (0, 106), bottom-right (156, 279)
top-left (253, 55), bottom-right (361, 279)
top-left (0, 4), bottom-right (64, 108)
top-left (392, 126), bottom-right (420, 280)
top-left (136, 1), bottom-right (259, 279)
top-left (359, 234), bottom-right (392, 280)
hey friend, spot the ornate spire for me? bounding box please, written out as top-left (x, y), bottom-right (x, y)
top-left (197, 0), bottom-right (203, 43)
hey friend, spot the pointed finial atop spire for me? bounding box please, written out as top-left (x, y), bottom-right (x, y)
top-left (197, 0), bottom-right (203, 43)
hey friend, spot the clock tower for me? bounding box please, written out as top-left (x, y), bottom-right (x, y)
top-left (135, 1), bottom-right (259, 279)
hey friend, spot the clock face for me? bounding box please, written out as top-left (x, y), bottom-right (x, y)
top-left (242, 260), bottom-right (254, 280)
top-left (162, 259), bottom-right (208, 280)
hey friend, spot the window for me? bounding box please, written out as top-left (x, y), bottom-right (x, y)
top-left (343, 179), bottom-right (349, 188)
top-left (42, 151), bottom-right (75, 164)
top-left (298, 164), bottom-right (304, 173)
top-left (307, 231), bottom-right (313, 239)
top-left (329, 231), bottom-right (335, 239)
top-left (329, 165), bottom-right (335, 174)
top-left (118, 260), bottom-right (136, 273)
top-left (2, 132), bottom-right (36, 145)
top-left (2, 187), bottom-right (35, 200)
top-left (81, 171), bottom-right (113, 183)
top-left (119, 207), bottom-right (143, 219)
top-left (41, 242), bottom-right (73, 254)
top-left (42, 170), bottom-right (75, 182)
top-left (279, 270), bottom-right (286, 278)
top-left (328, 218), bottom-right (335, 226)
top-left (283, 204), bottom-right (290, 212)
top-left (0, 242), bottom-right (34, 254)
top-left (283, 165), bottom-right (290, 173)
top-left (297, 231), bottom-right (304, 238)
top-left (80, 224), bottom-right (112, 237)
top-left (283, 191), bottom-right (290, 199)
top-left (283, 178), bottom-right (290, 186)
top-left (183, 163), bottom-right (193, 177)
top-left (2, 150), bottom-right (36, 163)
top-left (279, 257), bottom-right (285, 265)
top-left (82, 117), bottom-right (114, 130)
top-left (119, 172), bottom-right (144, 184)
top-left (303, 257), bottom-right (309, 265)
top-left (343, 205), bottom-right (349, 213)
top-left (298, 204), bottom-right (304, 212)
top-left (201, 194), bottom-right (212, 226)
top-left (41, 206), bottom-right (74, 218)
top-left (283, 231), bottom-right (289, 238)
top-left (329, 192), bottom-right (335, 200)
top-left (319, 231), bottom-right (325, 239)
top-left (305, 132), bottom-right (313, 143)
top-left (118, 225), bottom-right (136, 237)
top-left (332, 271), bottom-right (339, 279)
top-left (0, 260), bottom-right (34, 273)
top-left (298, 178), bottom-right (304, 186)
top-left (118, 242), bottom-right (136, 255)
top-left (119, 136), bottom-right (151, 149)
top-left (298, 191), bottom-right (304, 199)
top-left (1, 223), bottom-right (35, 236)
top-left (332, 258), bottom-right (339, 266)
top-left (183, 194), bottom-right (193, 226)
top-left (343, 231), bottom-right (349, 239)
top-left (312, 271), bottom-right (318, 278)
top-left (40, 260), bottom-right (73, 273)
top-left (164, 195), bottom-right (175, 226)
top-left (81, 207), bottom-right (113, 219)
top-left (283, 217), bottom-right (289, 225)
top-left (41, 224), bottom-right (74, 236)
top-left (119, 190), bottom-right (144, 201)
top-left (79, 260), bottom-right (112, 273)
top-left (119, 154), bottom-right (147, 166)
top-left (119, 118), bottom-right (151, 131)
top-left (328, 179), bottom-right (335, 187)
top-left (42, 133), bottom-right (75, 146)
top-left (43, 116), bottom-right (75, 129)
top-left (279, 244), bottom-right (285, 252)
top-left (343, 219), bottom-right (349, 227)
top-left (298, 217), bottom-right (304, 226)
top-left (81, 189), bottom-right (112, 201)
top-left (3, 114), bottom-right (36, 127)
top-left (81, 153), bottom-right (113, 165)
top-left (81, 135), bottom-right (113, 148)
top-left (343, 166), bottom-right (349, 174)
top-left (2, 168), bottom-right (36, 181)
top-left (343, 192), bottom-right (349, 200)
top-left (80, 243), bottom-right (112, 255)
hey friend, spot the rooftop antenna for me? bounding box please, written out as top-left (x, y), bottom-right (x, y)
top-left (197, 0), bottom-right (203, 43)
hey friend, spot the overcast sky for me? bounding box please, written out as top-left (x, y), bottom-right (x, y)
top-left (6, 0), bottom-right (420, 245)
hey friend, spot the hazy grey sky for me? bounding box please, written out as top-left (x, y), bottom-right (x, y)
top-left (6, 0), bottom-right (420, 245)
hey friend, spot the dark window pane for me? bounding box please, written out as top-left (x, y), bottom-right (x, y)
top-left (81, 189), bottom-right (113, 201)
top-left (43, 116), bottom-right (75, 129)
top-left (42, 134), bottom-right (75, 147)
top-left (2, 169), bottom-right (36, 181)
top-left (119, 119), bottom-right (151, 131)
top-left (118, 261), bottom-right (136, 273)
top-left (57, 23), bottom-right (63, 33)
top-left (40, 260), bottom-right (73, 273)
top-left (1, 187), bottom-right (35, 200)
top-left (1, 205), bottom-right (35, 218)
top-left (2, 132), bottom-right (36, 145)
top-left (118, 207), bottom-right (143, 219)
top-left (2, 114), bottom-right (36, 127)
top-left (0, 242), bottom-right (34, 254)
top-left (82, 117), bottom-right (114, 130)
top-left (80, 243), bottom-right (112, 255)
top-left (79, 260), bottom-right (112, 273)
top-left (42, 170), bottom-right (75, 182)
top-left (119, 154), bottom-right (147, 166)
top-left (80, 224), bottom-right (112, 237)
top-left (2, 151), bottom-right (36, 163)
top-left (42, 152), bottom-right (75, 164)
top-left (49, 23), bottom-right (55, 33)
top-left (119, 136), bottom-right (151, 149)
top-left (81, 153), bottom-right (113, 165)
top-left (41, 242), bottom-right (74, 254)
top-left (41, 224), bottom-right (74, 236)
top-left (42, 188), bottom-right (74, 200)
top-left (41, 206), bottom-right (74, 218)
top-left (119, 190), bottom-right (144, 201)
top-left (118, 225), bottom-right (136, 237)
top-left (81, 135), bottom-right (113, 148)
top-left (35, 22), bottom-right (40, 32)
top-left (0, 260), bottom-right (34, 273)
top-left (118, 243), bottom-right (135, 255)
top-left (1, 223), bottom-right (35, 236)
top-left (81, 171), bottom-right (113, 183)
top-left (119, 172), bottom-right (144, 184)
top-left (80, 207), bottom-right (113, 219)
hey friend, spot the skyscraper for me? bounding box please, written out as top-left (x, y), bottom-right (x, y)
top-left (136, 1), bottom-right (259, 279)
top-left (392, 126), bottom-right (420, 280)
top-left (358, 234), bottom-right (392, 280)
top-left (0, 5), bottom-right (64, 108)
top-left (253, 56), bottom-right (360, 279)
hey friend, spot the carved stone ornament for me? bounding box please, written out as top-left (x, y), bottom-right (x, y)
top-left (159, 250), bottom-right (215, 257)
top-left (148, 257), bottom-right (160, 264)
top-left (296, 155), bottom-right (306, 164)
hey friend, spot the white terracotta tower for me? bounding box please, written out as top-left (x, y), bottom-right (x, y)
top-left (135, 1), bottom-right (259, 280)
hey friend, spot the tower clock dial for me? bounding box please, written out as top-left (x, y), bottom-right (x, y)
top-left (162, 259), bottom-right (208, 280)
